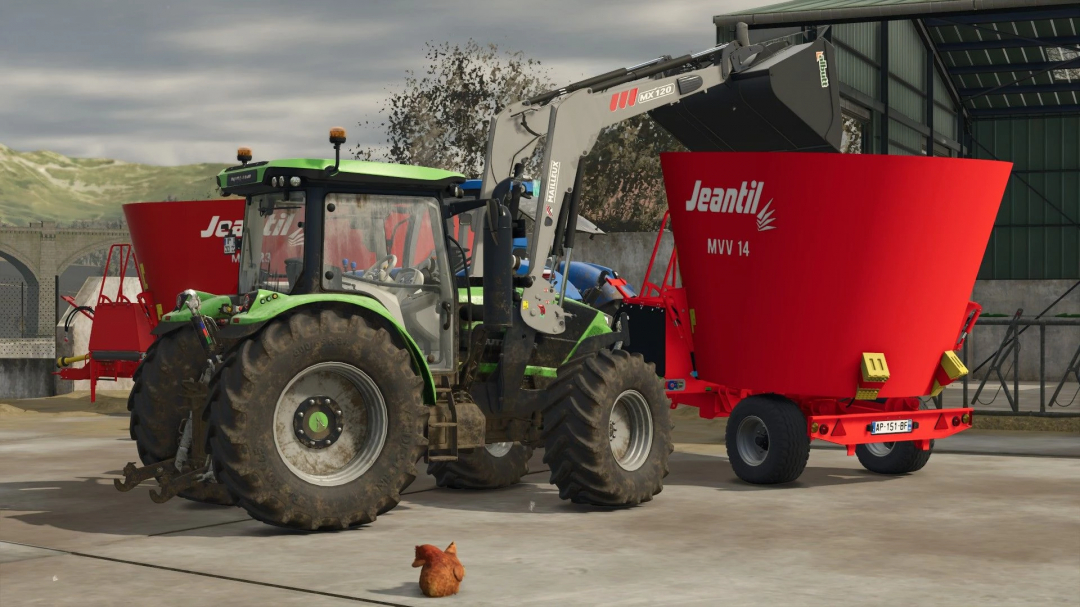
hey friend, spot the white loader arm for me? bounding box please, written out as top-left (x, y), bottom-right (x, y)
top-left (476, 24), bottom-right (840, 335)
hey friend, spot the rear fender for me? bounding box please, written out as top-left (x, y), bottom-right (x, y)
top-left (233, 293), bottom-right (437, 405)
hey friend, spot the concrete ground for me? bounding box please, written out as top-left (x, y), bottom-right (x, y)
top-left (1, 394), bottom-right (1078, 606)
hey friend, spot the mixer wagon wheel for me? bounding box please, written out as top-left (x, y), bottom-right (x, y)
top-left (726, 395), bottom-right (810, 485)
top-left (128, 326), bottom-right (236, 506)
top-left (855, 440), bottom-right (934, 475)
top-left (542, 349), bottom-right (673, 506)
top-left (428, 442), bottom-right (533, 489)
top-left (207, 308), bottom-right (427, 530)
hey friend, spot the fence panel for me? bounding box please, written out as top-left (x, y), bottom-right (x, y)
top-left (0, 281), bottom-right (48, 338)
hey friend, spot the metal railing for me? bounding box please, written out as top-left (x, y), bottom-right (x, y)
top-left (932, 314), bottom-right (1080, 416)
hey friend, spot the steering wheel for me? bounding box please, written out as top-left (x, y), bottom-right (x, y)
top-left (363, 254), bottom-right (397, 282)
top-left (424, 256), bottom-right (440, 283)
top-left (394, 267), bottom-right (424, 287)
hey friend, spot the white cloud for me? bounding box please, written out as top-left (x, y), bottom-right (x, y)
top-left (0, 0), bottom-right (780, 165)
top-left (159, 15), bottom-right (396, 55)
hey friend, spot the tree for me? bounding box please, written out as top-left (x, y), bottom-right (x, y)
top-left (358, 41), bottom-right (682, 232)
top-left (354, 40), bottom-right (552, 179)
top-left (578, 116), bottom-right (682, 232)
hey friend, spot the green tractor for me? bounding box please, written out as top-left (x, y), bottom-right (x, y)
top-left (120, 125), bottom-right (671, 529)
top-left (121, 29), bottom-right (808, 527)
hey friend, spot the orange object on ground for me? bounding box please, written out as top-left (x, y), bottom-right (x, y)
top-left (413, 542), bottom-right (465, 598)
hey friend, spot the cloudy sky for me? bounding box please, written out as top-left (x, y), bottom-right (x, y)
top-left (1, 0), bottom-right (776, 166)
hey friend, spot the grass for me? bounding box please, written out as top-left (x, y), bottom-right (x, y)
top-left (0, 143), bottom-right (230, 225)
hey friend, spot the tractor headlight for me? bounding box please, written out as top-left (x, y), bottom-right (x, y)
top-left (289, 176), bottom-right (301, 187)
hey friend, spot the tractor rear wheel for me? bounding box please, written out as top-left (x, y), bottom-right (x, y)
top-left (855, 440), bottom-right (933, 474)
top-left (726, 394), bottom-right (809, 484)
top-left (542, 349), bottom-right (672, 506)
top-left (428, 442), bottom-right (533, 490)
top-left (208, 308), bottom-right (427, 530)
top-left (127, 326), bottom-right (235, 506)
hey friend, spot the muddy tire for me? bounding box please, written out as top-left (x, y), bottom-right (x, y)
top-left (208, 308), bottom-right (427, 530)
top-left (855, 440), bottom-right (933, 474)
top-left (726, 394), bottom-right (809, 485)
top-left (127, 327), bottom-right (235, 506)
top-left (428, 443), bottom-right (533, 490)
top-left (542, 349), bottom-right (672, 506)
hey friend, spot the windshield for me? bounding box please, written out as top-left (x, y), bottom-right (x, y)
top-left (238, 191), bottom-right (306, 294)
top-left (322, 193), bottom-right (447, 293)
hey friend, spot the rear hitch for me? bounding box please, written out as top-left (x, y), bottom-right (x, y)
top-left (114, 356), bottom-right (220, 503)
top-left (149, 459), bottom-right (212, 504)
top-left (113, 458), bottom-right (175, 493)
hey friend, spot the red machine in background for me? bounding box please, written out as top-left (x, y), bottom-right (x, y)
top-left (56, 199), bottom-right (248, 401)
top-left (56, 244), bottom-right (157, 401)
top-left (124, 199), bottom-right (245, 314)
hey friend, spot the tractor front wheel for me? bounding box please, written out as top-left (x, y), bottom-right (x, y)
top-left (542, 349), bottom-right (672, 506)
top-left (428, 442), bottom-right (533, 490)
top-left (208, 309), bottom-right (427, 530)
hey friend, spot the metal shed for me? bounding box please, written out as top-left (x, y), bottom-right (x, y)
top-left (715, 0), bottom-right (1080, 279)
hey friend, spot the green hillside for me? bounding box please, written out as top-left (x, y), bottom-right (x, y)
top-left (0, 143), bottom-right (231, 226)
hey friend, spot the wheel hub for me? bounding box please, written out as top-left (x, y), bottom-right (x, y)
top-left (736, 415), bottom-right (770, 467)
top-left (608, 390), bottom-right (653, 472)
top-left (293, 396), bottom-right (344, 449)
top-left (484, 442), bottom-right (514, 458)
top-left (865, 441), bottom-right (895, 457)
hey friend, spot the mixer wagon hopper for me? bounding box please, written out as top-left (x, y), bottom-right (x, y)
top-left (622, 151), bottom-right (1009, 481)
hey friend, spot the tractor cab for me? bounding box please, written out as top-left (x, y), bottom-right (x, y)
top-left (216, 132), bottom-right (467, 371)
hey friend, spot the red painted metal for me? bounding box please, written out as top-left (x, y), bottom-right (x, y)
top-left (626, 152), bottom-right (1011, 452)
top-left (806, 408), bottom-right (973, 448)
top-left (57, 244), bottom-right (156, 402)
top-left (660, 152), bottom-right (1011, 398)
top-left (123, 199), bottom-right (246, 314)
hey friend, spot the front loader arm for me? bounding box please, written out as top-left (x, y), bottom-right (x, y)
top-left (477, 22), bottom-right (840, 336)
top-left (492, 41), bottom-right (749, 334)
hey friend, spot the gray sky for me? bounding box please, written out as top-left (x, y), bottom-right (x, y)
top-left (1, 0), bottom-right (775, 166)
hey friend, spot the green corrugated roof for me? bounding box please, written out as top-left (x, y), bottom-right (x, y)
top-left (715, 0), bottom-right (1076, 26)
top-left (926, 9), bottom-right (1080, 117)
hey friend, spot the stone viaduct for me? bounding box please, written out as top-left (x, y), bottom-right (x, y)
top-left (0, 222), bottom-right (130, 335)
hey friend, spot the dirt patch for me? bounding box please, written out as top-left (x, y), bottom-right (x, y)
top-left (0, 403), bottom-right (105, 418)
top-left (0, 390), bottom-right (130, 416)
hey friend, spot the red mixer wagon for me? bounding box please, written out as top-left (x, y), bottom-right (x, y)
top-left (621, 151), bottom-right (1011, 480)
top-left (55, 200), bottom-right (247, 401)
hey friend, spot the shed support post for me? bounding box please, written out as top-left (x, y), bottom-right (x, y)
top-left (879, 20), bottom-right (890, 155)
